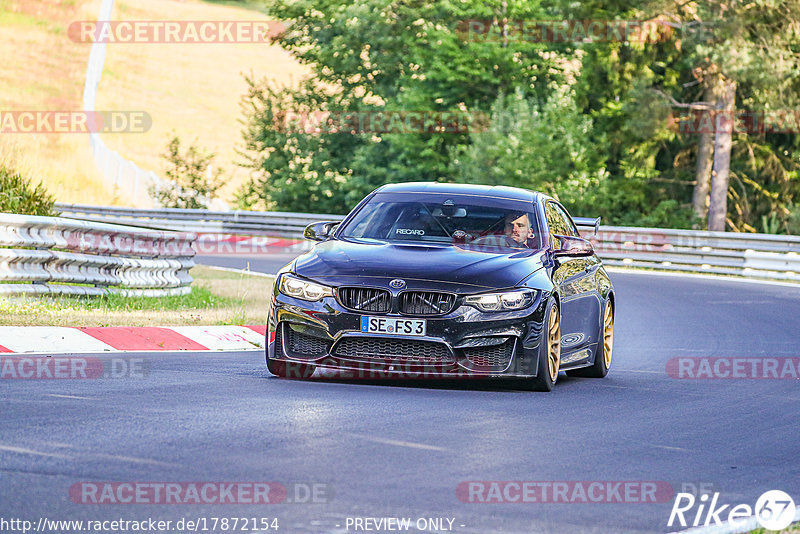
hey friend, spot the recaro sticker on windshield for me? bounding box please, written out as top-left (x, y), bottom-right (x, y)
top-left (396, 229), bottom-right (425, 235)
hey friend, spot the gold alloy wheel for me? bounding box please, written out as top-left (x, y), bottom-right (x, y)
top-left (603, 304), bottom-right (614, 368)
top-left (548, 306), bottom-right (561, 382)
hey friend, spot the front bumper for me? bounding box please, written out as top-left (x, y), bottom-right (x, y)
top-left (266, 280), bottom-right (550, 379)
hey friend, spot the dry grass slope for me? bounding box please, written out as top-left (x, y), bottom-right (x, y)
top-left (0, 0), bottom-right (111, 205)
top-left (0, 266), bottom-right (273, 326)
top-left (96, 0), bottom-right (309, 206)
top-left (0, 0), bottom-right (307, 207)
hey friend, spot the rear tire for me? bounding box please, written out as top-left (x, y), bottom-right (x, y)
top-left (524, 299), bottom-right (561, 392)
top-left (566, 299), bottom-right (613, 379)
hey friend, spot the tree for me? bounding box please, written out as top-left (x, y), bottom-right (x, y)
top-left (573, 0), bottom-right (800, 231)
top-left (691, 85), bottom-right (714, 221)
top-left (239, 0), bottom-right (574, 211)
top-left (451, 87), bottom-right (607, 209)
top-left (238, 0), bottom-right (798, 232)
top-left (571, 1), bottom-right (701, 228)
top-left (236, 78), bottom-right (362, 213)
top-left (648, 0), bottom-right (800, 230)
top-left (151, 136), bottom-right (224, 209)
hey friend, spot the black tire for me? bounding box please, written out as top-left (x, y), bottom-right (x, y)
top-left (267, 357), bottom-right (316, 379)
top-left (566, 299), bottom-right (613, 379)
top-left (523, 298), bottom-right (561, 392)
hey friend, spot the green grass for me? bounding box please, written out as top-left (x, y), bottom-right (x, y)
top-left (746, 521), bottom-right (800, 533)
top-left (0, 9), bottom-right (49, 28)
top-left (73, 286), bottom-right (232, 311)
top-left (0, 266), bottom-right (274, 326)
top-left (0, 285), bottom-right (232, 326)
top-left (0, 6), bottom-right (62, 35)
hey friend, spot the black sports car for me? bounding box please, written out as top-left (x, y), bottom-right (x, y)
top-left (266, 182), bottom-right (614, 391)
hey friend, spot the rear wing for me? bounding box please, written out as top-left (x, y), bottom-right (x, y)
top-left (573, 217), bottom-right (601, 235)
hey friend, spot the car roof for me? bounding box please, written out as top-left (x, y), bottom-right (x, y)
top-left (376, 182), bottom-right (542, 203)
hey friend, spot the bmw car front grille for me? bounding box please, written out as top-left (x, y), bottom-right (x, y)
top-left (461, 338), bottom-right (514, 368)
top-left (399, 291), bottom-right (457, 316)
top-left (278, 323), bottom-right (330, 359)
top-left (337, 287), bottom-right (391, 313)
top-left (334, 337), bottom-right (454, 364)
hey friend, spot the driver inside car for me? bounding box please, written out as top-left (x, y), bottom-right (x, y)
top-left (504, 211), bottom-right (535, 247)
top-left (467, 210), bottom-right (536, 248)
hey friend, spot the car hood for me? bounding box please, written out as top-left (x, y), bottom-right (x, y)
top-left (293, 239), bottom-right (545, 292)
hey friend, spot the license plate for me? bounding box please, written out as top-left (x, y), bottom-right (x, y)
top-left (361, 316), bottom-right (426, 337)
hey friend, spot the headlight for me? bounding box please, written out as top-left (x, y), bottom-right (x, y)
top-left (279, 274), bottom-right (333, 301)
top-left (465, 289), bottom-right (537, 312)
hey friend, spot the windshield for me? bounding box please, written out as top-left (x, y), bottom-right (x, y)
top-left (338, 192), bottom-right (543, 251)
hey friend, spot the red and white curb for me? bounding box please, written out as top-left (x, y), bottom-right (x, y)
top-left (0, 325), bottom-right (267, 354)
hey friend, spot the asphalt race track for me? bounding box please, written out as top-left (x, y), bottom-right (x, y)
top-left (194, 253), bottom-right (298, 275)
top-left (2, 254), bottom-right (799, 533)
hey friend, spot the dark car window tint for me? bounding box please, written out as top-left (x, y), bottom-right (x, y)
top-left (545, 202), bottom-right (568, 238)
top-left (340, 195), bottom-right (543, 251)
top-left (553, 203), bottom-right (580, 237)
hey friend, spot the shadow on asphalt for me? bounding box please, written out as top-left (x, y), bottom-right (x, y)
top-left (258, 372), bottom-right (587, 393)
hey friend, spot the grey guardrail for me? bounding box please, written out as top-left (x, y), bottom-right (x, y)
top-left (0, 212), bottom-right (196, 297)
top-left (56, 204), bottom-right (800, 282)
top-left (580, 226), bottom-right (800, 282)
top-left (57, 203), bottom-right (344, 237)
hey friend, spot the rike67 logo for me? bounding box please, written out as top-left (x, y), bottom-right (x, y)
top-left (668, 490), bottom-right (796, 531)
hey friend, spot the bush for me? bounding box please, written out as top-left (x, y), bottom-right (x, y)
top-left (450, 88), bottom-right (608, 208)
top-left (786, 204), bottom-right (800, 235)
top-left (150, 136), bottom-right (224, 209)
top-left (0, 165), bottom-right (57, 216)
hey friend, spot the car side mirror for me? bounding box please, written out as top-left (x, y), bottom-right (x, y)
top-left (553, 235), bottom-right (594, 257)
top-left (304, 221), bottom-right (339, 241)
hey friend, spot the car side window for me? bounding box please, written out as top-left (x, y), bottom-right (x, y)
top-left (545, 202), bottom-right (568, 241)
top-left (553, 203), bottom-right (580, 238)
